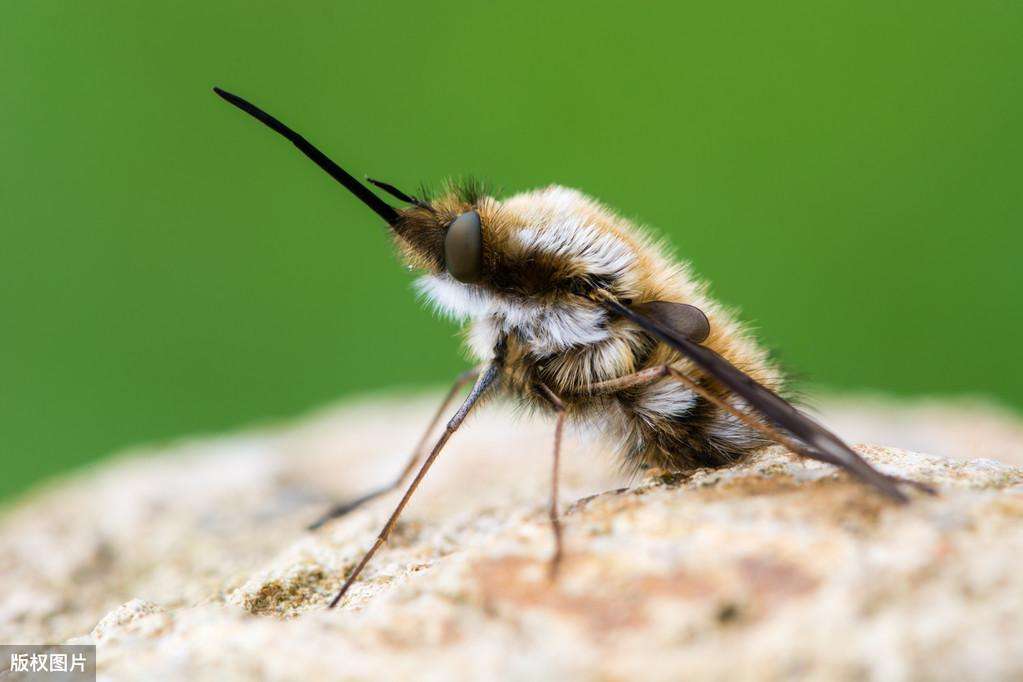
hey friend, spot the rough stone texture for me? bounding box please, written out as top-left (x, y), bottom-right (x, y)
top-left (1, 393), bottom-right (1021, 680)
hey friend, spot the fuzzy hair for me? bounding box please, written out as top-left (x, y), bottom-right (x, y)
top-left (393, 182), bottom-right (780, 472)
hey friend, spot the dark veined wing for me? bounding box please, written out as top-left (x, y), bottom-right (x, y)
top-left (598, 294), bottom-right (908, 502)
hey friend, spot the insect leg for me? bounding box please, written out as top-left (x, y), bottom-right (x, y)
top-left (574, 365), bottom-right (933, 497)
top-left (593, 292), bottom-right (910, 502)
top-left (328, 362), bottom-right (500, 609)
top-left (574, 364), bottom-right (783, 445)
top-left (659, 367), bottom-right (936, 497)
top-left (308, 367), bottom-right (482, 530)
top-left (578, 365), bottom-right (671, 396)
top-left (536, 383), bottom-right (566, 580)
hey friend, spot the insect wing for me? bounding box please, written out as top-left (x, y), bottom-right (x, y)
top-left (602, 296), bottom-right (906, 502)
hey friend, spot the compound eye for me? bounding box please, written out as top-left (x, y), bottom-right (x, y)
top-left (444, 211), bottom-right (483, 283)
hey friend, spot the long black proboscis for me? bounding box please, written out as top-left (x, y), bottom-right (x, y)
top-left (213, 87), bottom-right (399, 225)
top-left (600, 296), bottom-right (908, 502)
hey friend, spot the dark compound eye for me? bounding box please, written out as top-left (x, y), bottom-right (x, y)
top-left (444, 210), bottom-right (483, 283)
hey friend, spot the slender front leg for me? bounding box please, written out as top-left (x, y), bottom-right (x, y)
top-left (308, 367), bottom-right (482, 530)
top-left (328, 363), bottom-right (501, 608)
top-left (536, 383), bottom-right (566, 580)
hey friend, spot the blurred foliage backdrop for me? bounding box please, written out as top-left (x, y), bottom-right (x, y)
top-left (2, 2), bottom-right (1021, 500)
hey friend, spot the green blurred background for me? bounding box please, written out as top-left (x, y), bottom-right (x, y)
top-left (2, 2), bottom-right (1021, 500)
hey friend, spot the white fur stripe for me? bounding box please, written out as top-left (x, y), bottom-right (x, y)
top-left (417, 274), bottom-right (610, 355)
top-left (634, 379), bottom-right (697, 419)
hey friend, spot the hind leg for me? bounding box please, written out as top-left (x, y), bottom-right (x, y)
top-left (575, 366), bottom-right (934, 498)
top-left (536, 383), bottom-right (566, 580)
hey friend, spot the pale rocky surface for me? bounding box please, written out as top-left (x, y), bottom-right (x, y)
top-left (1, 392), bottom-right (1022, 681)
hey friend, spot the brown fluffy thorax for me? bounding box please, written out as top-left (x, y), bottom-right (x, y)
top-left (398, 183), bottom-right (781, 471)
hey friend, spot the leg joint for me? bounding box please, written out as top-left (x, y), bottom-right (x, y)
top-left (537, 382), bottom-right (565, 411)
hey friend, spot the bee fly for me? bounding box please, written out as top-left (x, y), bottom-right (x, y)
top-left (213, 87), bottom-right (934, 609)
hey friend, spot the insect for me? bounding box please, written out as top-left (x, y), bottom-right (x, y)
top-left (213, 87), bottom-right (934, 609)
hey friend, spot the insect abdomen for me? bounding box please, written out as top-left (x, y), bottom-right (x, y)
top-left (500, 332), bottom-right (772, 474)
top-left (615, 385), bottom-right (771, 472)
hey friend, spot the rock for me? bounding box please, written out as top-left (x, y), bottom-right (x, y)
top-left (1, 394), bottom-right (1021, 680)
top-left (817, 395), bottom-right (1023, 467)
top-left (84, 599), bottom-right (169, 644)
